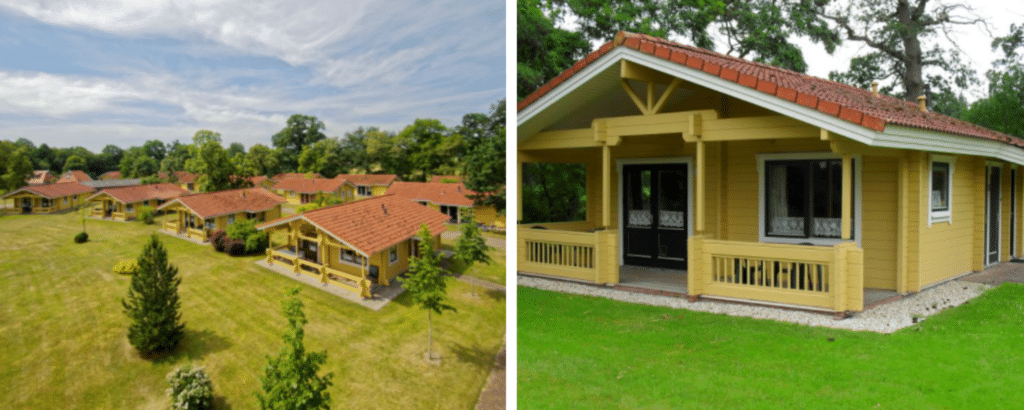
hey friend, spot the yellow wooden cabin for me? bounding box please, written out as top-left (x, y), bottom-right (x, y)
top-left (156, 187), bottom-right (285, 242)
top-left (257, 194), bottom-right (448, 298)
top-left (386, 181), bottom-right (504, 228)
top-left (334, 174), bottom-right (397, 198)
top-left (517, 31), bottom-right (1024, 314)
top-left (1, 182), bottom-right (94, 215)
top-left (86, 183), bottom-right (189, 221)
top-left (271, 177), bottom-right (355, 205)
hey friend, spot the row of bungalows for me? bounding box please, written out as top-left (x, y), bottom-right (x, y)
top-left (86, 183), bottom-right (190, 221)
top-left (257, 194), bottom-right (449, 297)
top-left (157, 187), bottom-right (285, 242)
top-left (386, 181), bottom-right (503, 227)
top-left (517, 31), bottom-right (1024, 315)
top-left (1, 182), bottom-right (95, 214)
top-left (272, 177), bottom-right (355, 205)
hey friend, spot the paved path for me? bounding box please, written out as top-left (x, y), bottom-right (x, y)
top-left (475, 338), bottom-right (506, 410)
top-left (440, 231), bottom-right (506, 250)
top-left (962, 261), bottom-right (1024, 285)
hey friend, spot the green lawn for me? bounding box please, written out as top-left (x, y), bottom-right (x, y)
top-left (441, 239), bottom-right (506, 286)
top-left (0, 211), bottom-right (505, 409)
top-left (518, 285), bottom-right (1024, 409)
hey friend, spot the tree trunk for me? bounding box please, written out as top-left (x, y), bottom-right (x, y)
top-left (896, 0), bottom-right (925, 102)
top-left (427, 310), bottom-right (433, 359)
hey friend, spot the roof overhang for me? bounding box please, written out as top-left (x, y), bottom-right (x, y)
top-left (518, 47), bottom-right (1024, 166)
top-left (257, 214), bottom-right (371, 258)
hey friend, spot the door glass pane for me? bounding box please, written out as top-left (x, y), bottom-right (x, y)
top-left (766, 162), bottom-right (806, 236)
top-left (658, 170), bottom-right (686, 230)
top-left (811, 160), bottom-right (842, 238)
top-left (627, 170), bottom-right (652, 228)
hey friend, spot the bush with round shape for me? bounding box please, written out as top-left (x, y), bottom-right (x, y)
top-left (245, 231), bottom-right (270, 255)
top-left (226, 239), bottom-right (246, 256)
top-left (138, 206), bottom-right (155, 225)
top-left (167, 364), bottom-right (214, 410)
top-left (113, 259), bottom-right (140, 275)
top-left (210, 230), bottom-right (228, 252)
top-left (74, 232), bottom-right (88, 243)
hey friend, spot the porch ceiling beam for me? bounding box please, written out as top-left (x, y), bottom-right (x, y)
top-left (520, 128), bottom-right (599, 150)
top-left (828, 135), bottom-right (905, 157)
top-left (620, 59), bottom-right (676, 85)
top-left (701, 115), bottom-right (818, 141)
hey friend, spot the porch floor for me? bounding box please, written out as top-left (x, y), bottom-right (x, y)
top-left (617, 265), bottom-right (688, 295)
top-left (255, 260), bottom-right (405, 311)
top-left (863, 288), bottom-right (901, 309)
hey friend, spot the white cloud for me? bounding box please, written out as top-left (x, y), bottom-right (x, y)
top-left (0, 71), bottom-right (145, 116)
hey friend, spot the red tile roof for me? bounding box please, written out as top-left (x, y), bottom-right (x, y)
top-left (272, 177), bottom-right (352, 194)
top-left (429, 175), bottom-right (463, 183)
top-left (98, 171), bottom-right (122, 180)
top-left (27, 170), bottom-right (56, 185)
top-left (386, 181), bottom-right (476, 207)
top-left (333, 174), bottom-right (397, 186)
top-left (518, 31), bottom-right (1024, 148)
top-left (57, 170), bottom-right (93, 183)
top-left (271, 172), bottom-right (322, 182)
top-left (157, 187), bottom-right (285, 219)
top-left (87, 183), bottom-right (189, 205)
top-left (2, 182), bottom-right (94, 199)
top-left (257, 194), bottom-right (448, 255)
top-left (248, 175), bottom-right (269, 185)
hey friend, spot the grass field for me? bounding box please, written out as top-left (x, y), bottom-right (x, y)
top-left (0, 211), bottom-right (505, 409)
top-left (518, 285), bottom-right (1024, 409)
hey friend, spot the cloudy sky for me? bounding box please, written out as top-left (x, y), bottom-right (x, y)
top-left (0, 0), bottom-right (505, 152)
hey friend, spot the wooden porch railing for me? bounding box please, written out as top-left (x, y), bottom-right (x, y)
top-left (518, 225), bottom-right (618, 284)
top-left (163, 221), bottom-right (179, 232)
top-left (112, 212), bottom-right (128, 221)
top-left (688, 236), bottom-right (863, 312)
top-left (187, 228), bottom-right (207, 242)
top-left (266, 247), bottom-right (372, 298)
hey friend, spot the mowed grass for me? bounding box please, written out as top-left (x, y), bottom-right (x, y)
top-left (0, 211), bottom-right (505, 409)
top-left (518, 285), bottom-right (1024, 409)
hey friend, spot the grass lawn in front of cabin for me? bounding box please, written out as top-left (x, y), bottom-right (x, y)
top-left (518, 285), bottom-right (1024, 409)
top-left (0, 211), bottom-right (505, 409)
top-left (441, 238), bottom-right (506, 286)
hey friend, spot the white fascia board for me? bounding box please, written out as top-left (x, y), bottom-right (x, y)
top-left (878, 126), bottom-right (1024, 166)
top-left (516, 48), bottom-right (627, 135)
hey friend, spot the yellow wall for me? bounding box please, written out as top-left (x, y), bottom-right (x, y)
top-left (6, 192), bottom-right (87, 214)
top-left (371, 185), bottom-right (388, 196)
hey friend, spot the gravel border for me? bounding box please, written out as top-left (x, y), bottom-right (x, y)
top-left (519, 276), bottom-right (993, 333)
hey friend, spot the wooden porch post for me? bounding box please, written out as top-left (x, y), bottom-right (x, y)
top-left (841, 154), bottom-right (853, 240)
top-left (695, 138), bottom-right (705, 235)
top-left (602, 144), bottom-right (612, 228)
top-left (516, 157), bottom-right (523, 223)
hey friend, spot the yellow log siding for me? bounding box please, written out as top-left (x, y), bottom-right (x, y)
top-left (473, 205), bottom-right (500, 226)
top-left (860, 156), bottom-right (899, 290)
top-left (6, 192), bottom-right (87, 214)
top-left (917, 154), bottom-right (979, 289)
top-left (371, 185), bottom-right (388, 197)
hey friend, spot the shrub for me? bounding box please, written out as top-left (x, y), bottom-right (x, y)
top-left (74, 232), bottom-right (88, 243)
top-left (138, 206), bottom-right (155, 225)
top-left (245, 231), bottom-right (270, 254)
top-left (113, 259), bottom-right (140, 275)
top-left (226, 239), bottom-right (246, 256)
top-left (226, 219), bottom-right (257, 241)
top-left (167, 364), bottom-right (214, 410)
top-left (210, 230), bottom-right (228, 252)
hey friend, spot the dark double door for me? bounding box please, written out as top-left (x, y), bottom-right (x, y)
top-left (622, 164), bottom-right (689, 269)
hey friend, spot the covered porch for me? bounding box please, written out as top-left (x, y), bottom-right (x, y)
top-left (160, 207), bottom-right (209, 242)
top-left (262, 220), bottom-right (375, 299)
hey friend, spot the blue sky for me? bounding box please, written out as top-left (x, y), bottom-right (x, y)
top-left (0, 0), bottom-right (505, 152)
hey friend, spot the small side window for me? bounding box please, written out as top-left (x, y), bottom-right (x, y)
top-left (929, 156), bottom-right (955, 225)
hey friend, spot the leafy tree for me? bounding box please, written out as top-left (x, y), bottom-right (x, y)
top-left (298, 138), bottom-right (347, 178)
top-left (161, 140), bottom-right (191, 175)
top-left (821, 0), bottom-right (985, 112)
top-left (404, 225), bottom-right (455, 361)
top-left (454, 209), bottom-right (493, 295)
top-left (518, 0), bottom-right (590, 99)
top-left (365, 128), bottom-right (413, 179)
top-left (272, 114), bottom-right (327, 172)
top-left (122, 234), bottom-right (185, 356)
top-left (243, 144), bottom-right (280, 177)
top-left (227, 142), bottom-right (246, 157)
top-left (185, 130), bottom-right (240, 192)
top-left (964, 24), bottom-right (1024, 139)
top-left (34, 143), bottom-right (54, 171)
top-left (339, 127), bottom-right (374, 174)
top-left (143, 139), bottom-right (167, 163)
top-left (256, 288), bottom-right (333, 410)
top-left (399, 119), bottom-right (464, 180)
top-left (462, 126), bottom-right (505, 212)
top-left (99, 144), bottom-right (124, 175)
top-left (62, 155), bottom-right (87, 174)
top-left (522, 162), bottom-right (587, 223)
top-left (2, 145), bottom-right (34, 192)
top-left (120, 147), bottom-right (159, 178)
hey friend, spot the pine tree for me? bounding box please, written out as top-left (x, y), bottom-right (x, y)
top-left (404, 224), bottom-right (456, 361)
top-left (122, 234), bottom-right (185, 355)
top-left (256, 288), bottom-right (333, 410)
top-left (454, 209), bottom-right (493, 296)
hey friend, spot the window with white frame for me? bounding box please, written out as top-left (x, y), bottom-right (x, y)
top-left (41, 198), bottom-right (51, 207)
top-left (439, 205), bottom-right (458, 223)
top-left (764, 158), bottom-right (854, 240)
top-left (389, 246), bottom-right (398, 264)
top-left (358, 186), bottom-right (372, 196)
top-left (929, 156), bottom-right (954, 224)
top-left (126, 204), bottom-right (134, 212)
top-left (339, 248), bottom-right (365, 266)
top-left (205, 220), bottom-right (215, 230)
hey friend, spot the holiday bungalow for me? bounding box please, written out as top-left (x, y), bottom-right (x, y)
top-left (27, 170), bottom-right (56, 185)
top-left (334, 174), bottom-right (397, 198)
top-left (272, 177), bottom-right (356, 205)
top-left (98, 171), bottom-right (122, 180)
top-left (517, 31), bottom-right (1024, 314)
top-left (1, 182), bottom-right (95, 214)
top-left (157, 187), bottom-right (285, 242)
top-left (57, 170), bottom-right (92, 183)
top-left (257, 194), bottom-right (448, 298)
top-left (86, 183), bottom-right (189, 221)
top-left (387, 181), bottom-right (503, 227)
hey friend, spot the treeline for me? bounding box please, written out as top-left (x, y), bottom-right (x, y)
top-left (1, 99), bottom-right (506, 210)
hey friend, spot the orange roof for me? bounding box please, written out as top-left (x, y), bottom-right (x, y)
top-left (2, 182), bottom-right (94, 199)
top-left (257, 195), bottom-right (448, 255)
top-left (429, 175), bottom-right (463, 183)
top-left (271, 172), bottom-right (322, 182)
top-left (57, 170), bottom-right (92, 183)
top-left (519, 31), bottom-right (1024, 148)
top-left (333, 174), bottom-right (397, 186)
top-left (27, 170), bottom-right (56, 185)
top-left (248, 175), bottom-right (269, 185)
top-left (386, 181), bottom-right (476, 207)
top-left (272, 177), bottom-right (352, 194)
top-left (86, 183), bottom-right (189, 205)
top-left (98, 171), bottom-right (122, 180)
top-left (156, 187), bottom-right (285, 219)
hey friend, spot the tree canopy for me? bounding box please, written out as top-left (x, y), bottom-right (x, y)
top-left (272, 114), bottom-right (327, 173)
